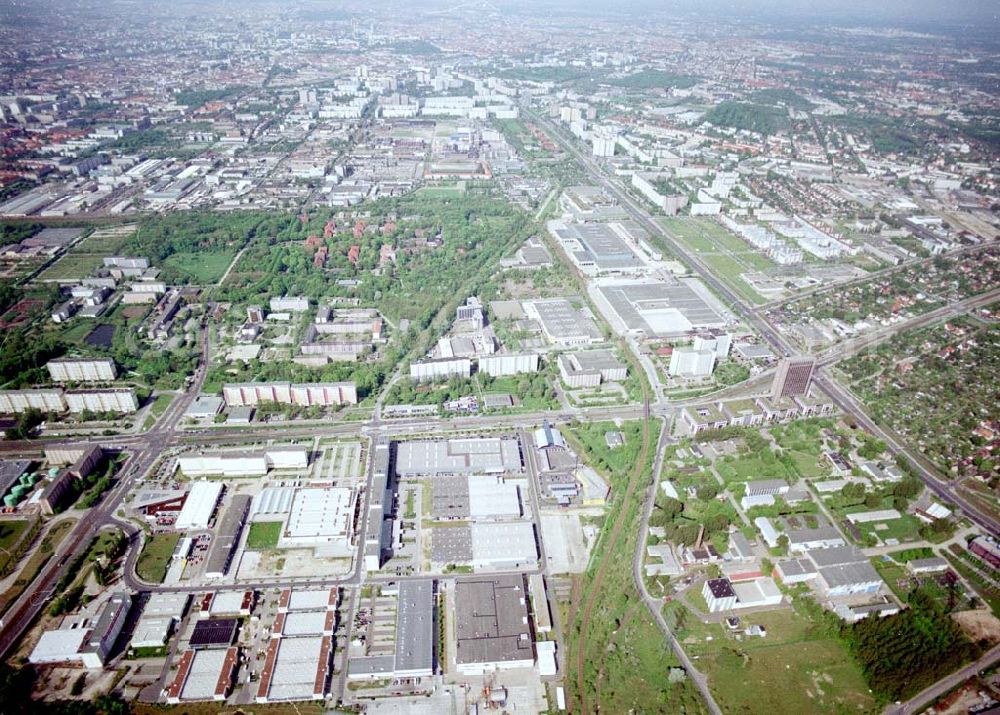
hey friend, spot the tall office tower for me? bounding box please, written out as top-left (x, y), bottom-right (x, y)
top-left (771, 357), bottom-right (816, 399)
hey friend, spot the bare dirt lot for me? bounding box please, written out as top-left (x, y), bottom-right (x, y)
top-left (952, 609), bottom-right (1000, 644)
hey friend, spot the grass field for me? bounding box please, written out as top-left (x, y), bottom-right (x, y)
top-left (416, 184), bottom-right (466, 197)
top-left (149, 394), bottom-right (173, 418)
top-left (561, 420), bottom-right (709, 713)
top-left (0, 519), bottom-right (30, 551)
top-left (657, 217), bottom-right (769, 304)
top-left (74, 227), bottom-right (134, 254)
top-left (163, 250), bottom-right (235, 283)
top-left (136, 532), bottom-right (180, 583)
top-left (246, 521), bottom-right (282, 550)
top-left (36, 253), bottom-right (104, 281)
top-left (676, 606), bottom-right (876, 713)
top-left (846, 511), bottom-right (923, 544)
top-left (0, 519), bottom-right (75, 615)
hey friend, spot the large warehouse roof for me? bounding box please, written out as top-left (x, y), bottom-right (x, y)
top-left (594, 277), bottom-right (729, 338)
top-left (454, 575), bottom-right (533, 668)
top-left (284, 488), bottom-right (353, 543)
top-left (394, 580), bottom-right (434, 676)
top-left (468, 477), bottom-right (521, 519)
top-left (261, 636), bottom-right (328, 701)
top-left (395, 438), bottom-right (522, 476)
top-left (175, 481), bottom-right (223, 530)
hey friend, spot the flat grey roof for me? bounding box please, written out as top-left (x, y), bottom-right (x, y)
top-left (394, 580), bottom-right (434, 674)
top-left (530, 299), bottom-right (602, 341)
top-left (819, 561), bottom-right (882, 589)
top-left (431, 476), bottom-right (471, 520)
top-left (205, 495), bottom-right (251, 575)
top-left (454, 575), bottom-right (533, 666)
top-left (559, 223), bottom-right (643, 270)
top-left (805, 545), bottom-right (865, 568)
top-left (597, 279), bottom-right (727, 336)
top-left (431, 526), bottom-right (473, 563)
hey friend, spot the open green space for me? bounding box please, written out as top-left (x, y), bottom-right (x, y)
top-left (415, 184), bottom-right (465, 197)
top-left (655, 217), bottom-right (767, 304)
top-left (704, 101), bottom-right (791, 134)
top-left (246, 521), bottom-right (283, 550)
top-left (162, 250), bottom-right (235, 284)
top-left (0, 519), bottom-right (75, 616)
top-left (562, 420), bottom-right (708, 712)
top-left (670, 604), bottom-right (875, 713)
top-left (35, 253), bottom-right (104, 281)
top-left (135, 532), bottom-right (180, 583)
top-left (148, 393), bottom-right (174, 418)
top-left (74, 230), bottom-right (132, 254)
top-left (0, 519), bottom-right (30, 551)
top-left (847, 511), bottom-right (923, 544)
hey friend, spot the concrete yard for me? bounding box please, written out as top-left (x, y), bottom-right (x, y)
top-left (540, 511), bottom-right (593, 573)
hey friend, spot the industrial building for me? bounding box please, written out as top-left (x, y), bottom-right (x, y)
top-left (556, 350), bottom-right (627, 388)
top-left (523, 299), bottom-right (603, 346)
top-left (272, 609), bottom-right (336, 638)
top-left (807, 546), bottom-right (883, 597)
top-left (593, 278), bottom-right (729, 338)
top-left (205, 495), bottom-right (251, 579)
top-left (282, 487), bottom-right (354, 546)
top-left (223, 381), bottom-right (358, 407)
top-left (46, 357), bottom-right (117, 382)
top-left (278, 587), bottom-right (339, 613)
top-left (165, 647), bottom-right (239, 703)
top-left (703, 578), bottom-right (738, 613)
top-left (178, 447), bottom-right (309, 477)
top-left (430, 476), bottom-right (522, 520)
top-left (348, 580), bottom-right (435, 681)
top-left (174, 482), bottom-right (224, 530)
top-left (454, 575), bottom-right (534, 674)
top-left (256, 635), bottom-right (333, 702)
top-left (29, 592), bottom-right (131, 669)
top-left (559, 185), bottom-right (628, 222)
top-left (478, 353), bottom-right (539, 377)
top-left (365, 438), bottom-right (394, 572)
top-left (131, 592), bottom-right (190, 649)
top-left (199, 591), bottom-right (255, 619)
top-left (431, 522), bottom-right (537, 571)
top-left (394, 437), bottom-right (522, 477)
top-left (551, 221), bottom-right (644, 275)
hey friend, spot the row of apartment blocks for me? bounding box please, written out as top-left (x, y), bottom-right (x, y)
top-left (222, 382), bottom-right (358, 408)
top-left (0, 387), bottom-right (138, 414)
top-left (681, 393), bottom-right (836, 435)
top-left (409, 353), bottom-right (541, 382)
top-left (46, 357), bottom-right (118, 382)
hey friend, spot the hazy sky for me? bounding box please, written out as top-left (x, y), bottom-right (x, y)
top-left (557, 0), bottom-right (999, 24)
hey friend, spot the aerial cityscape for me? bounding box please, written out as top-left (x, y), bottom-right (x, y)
top-left (0, 0), bottom-right (997, 713)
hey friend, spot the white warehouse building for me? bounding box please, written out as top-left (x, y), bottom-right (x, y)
top-left (178, 448), bottom-right (309, 478)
